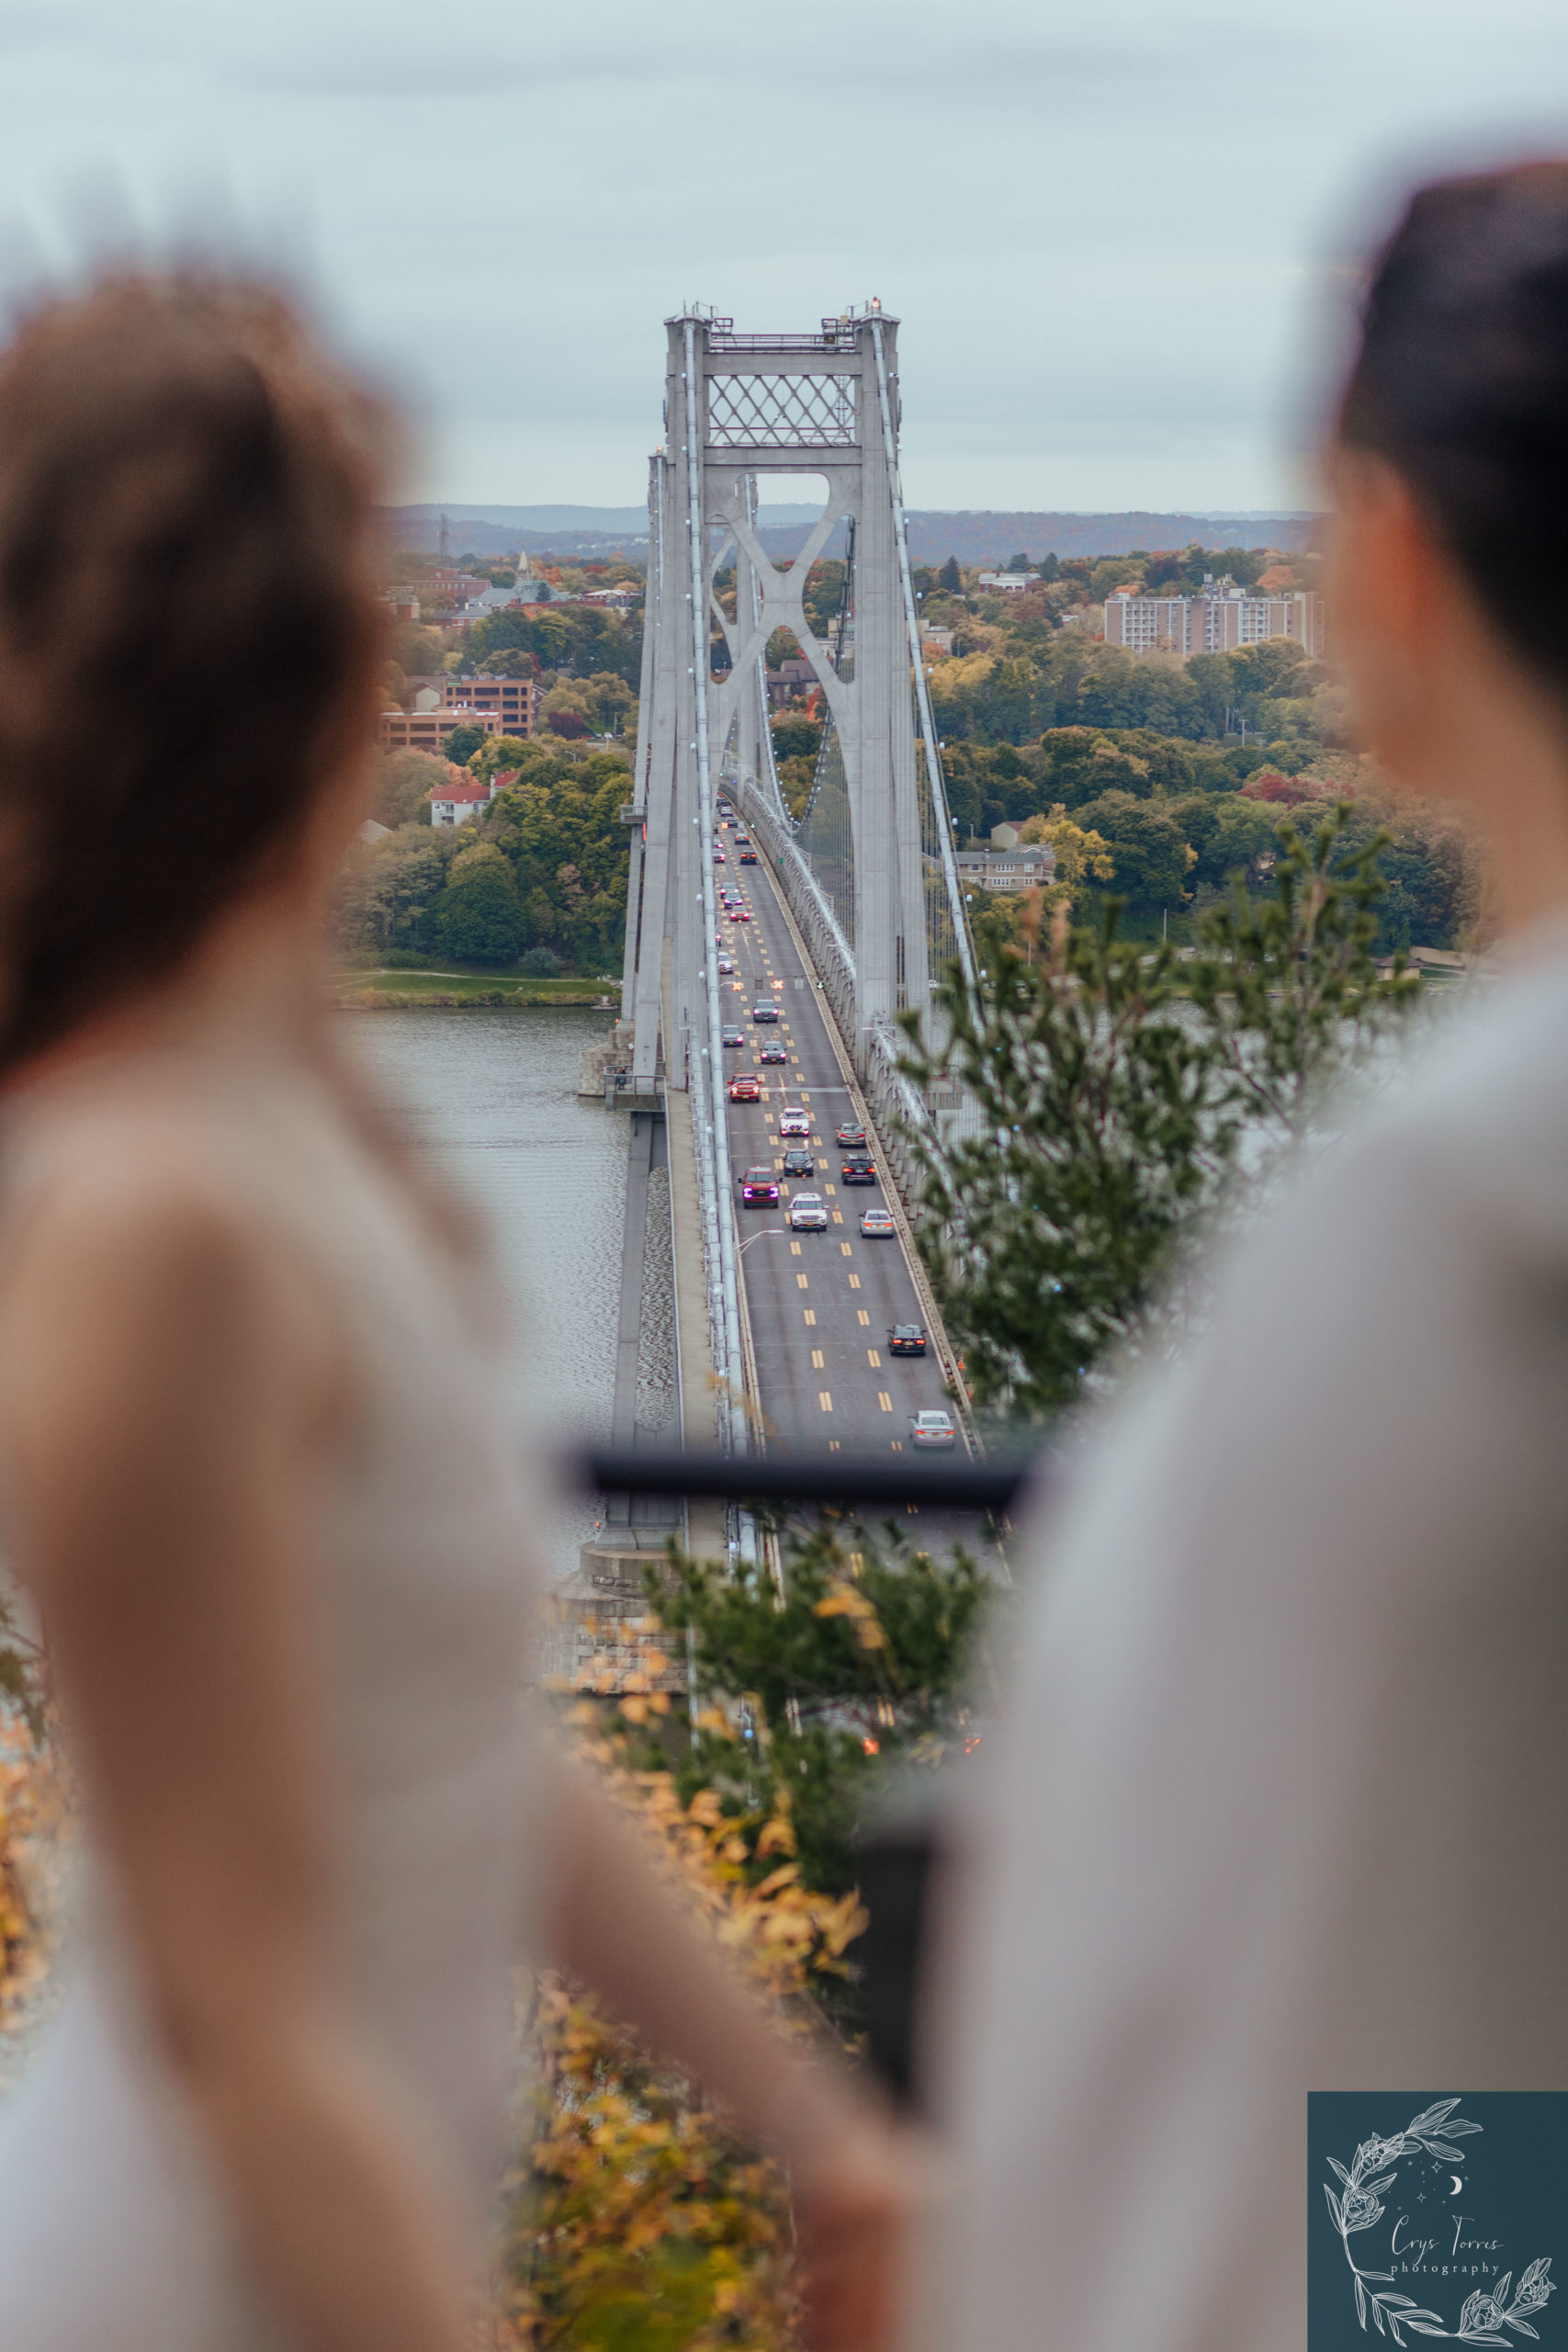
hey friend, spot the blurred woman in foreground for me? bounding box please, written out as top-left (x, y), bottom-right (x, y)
top-left (0, 277), bottom-right (901, 2352)
top-left (933, 161), bottom-right (1568, 2352)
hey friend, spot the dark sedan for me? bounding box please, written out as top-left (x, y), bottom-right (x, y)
top-left (721, 1026), bottom-right (746, 1048)
top-left (840, 1151), bottom-right (876, 1184)
top-left (888, 1324), bottom-right (928, 1356)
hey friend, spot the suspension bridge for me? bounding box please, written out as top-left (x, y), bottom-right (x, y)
top-left (566, 306), bottom-right (982, 1649)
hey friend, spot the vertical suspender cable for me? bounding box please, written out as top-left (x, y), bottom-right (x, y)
top-left (871, 318), bottom-right (976, 988)
top-left (683, 319), bottom-right (748, 1457)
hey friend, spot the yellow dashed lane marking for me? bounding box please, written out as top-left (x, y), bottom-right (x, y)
top-left (840, 1241), bottom-right (853, 1257)
top-left (803, 1308), bottom-right (817, 1326)
top-left (878, 1391), bottom-right (893, 1412)
top-left (818, 1391), bottom-right (833, 1412)
top-left (867, 1350), bottom-right (882, 1368)
top-left (847, 1273), bottom-right (861, 1290)
top-left (811, 1350), bottom-right (825, 1369)
top-left (796, 1273), bottom-right (809, 1290)
top-left (857, 1309), bottom-right (871, 1327)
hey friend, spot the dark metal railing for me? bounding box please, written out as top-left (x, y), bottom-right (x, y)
top-left (572, 1445), bottom-right (1038, 1515)
top-left (705, 330), bottom-right (859, 354)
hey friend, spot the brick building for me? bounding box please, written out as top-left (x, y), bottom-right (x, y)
top-left (378, 673), bottom-right (540, 756)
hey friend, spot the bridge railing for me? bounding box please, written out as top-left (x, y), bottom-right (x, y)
top-left (734, 774), bottom-right (936, 1198)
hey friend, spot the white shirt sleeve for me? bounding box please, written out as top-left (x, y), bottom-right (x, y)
top-left (929, 961), bottom-right (1568, 2352)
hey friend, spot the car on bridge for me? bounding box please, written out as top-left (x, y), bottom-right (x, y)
top-left (781, 1146), bottom-right (816, 1178)
top-left (909, 1408), bottom-right (957, 1449)
top-left (739, 1166), bottom-right (780, 1206)
top-left (840, 1150), bottom-right (876, 1184)
top-left (728, 1072), bottom-right (761, 1102)
top-left (888, 1324), bottom-right (928, 1356)
top-left (759, 1042), bottom-right (788, 1064)
top-left (751, 998), bottom-right (779, 1021)
top-left (788, 1192), bottom-right (828, 1231)
top-left (836, 1121), bottom-right (868, 1148)
top-left (860, 1204), bottom-right (896, 1236)
top-left (713, 846), bottom-right (726, 862)
top-left (739, 849), bottom-right (759, 865)
top-left (716, 954), bottom-right (735, 975)
top-left (728, 906), bottom-right (751, 922)
top-left (721, 1026), bottom-right (746, 1048)
top-left (778, 1107), bottom-right (811, 1138)
top-left (733, 830), bottom-right (750, 844)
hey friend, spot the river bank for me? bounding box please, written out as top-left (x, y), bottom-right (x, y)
top-left (338, 967), bottom-right (617, 1010)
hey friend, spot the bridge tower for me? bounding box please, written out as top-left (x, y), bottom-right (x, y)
top-left (617, 305), bottom-right (972, 1458)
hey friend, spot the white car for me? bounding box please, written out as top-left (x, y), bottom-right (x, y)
top-left (778, 1108), bottom-right (811, 1138)
top-left (788, 1192), bottom-right (828, 1231)
top-left (860, 1205), bottom-right (896, 1237)
top-left (908, 1408), bottom-right (957, 1449)
top-left (716, 954), bottom-right (735, 975)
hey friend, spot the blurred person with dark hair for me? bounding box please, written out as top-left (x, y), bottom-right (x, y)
top-left (931, 162), bottom-right (1568, 2352)
top-left (0, 274), bottom-right (904, 2352)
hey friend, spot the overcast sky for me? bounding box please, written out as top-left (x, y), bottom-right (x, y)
top-left (0, 0), bottom-right (1564, 513)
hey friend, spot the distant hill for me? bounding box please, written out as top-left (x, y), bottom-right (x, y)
top-left (383, 502), bottom-right (827, 560)
top-left (901, 511), bottom-right (1318, 562)
top-left (381, 503), bottom-right (1320, 565)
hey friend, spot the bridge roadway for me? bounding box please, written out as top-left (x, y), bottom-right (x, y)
top-left (714, 830), bottom-right (955, 1464)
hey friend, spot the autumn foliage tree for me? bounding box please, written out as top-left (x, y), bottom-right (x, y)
top-left (899, 808), bottom-right (1418, 1420)
top-left (492, 1724), bottom-right (865, 2352)
top-left (642, 1517), bottom-right (988, 1904)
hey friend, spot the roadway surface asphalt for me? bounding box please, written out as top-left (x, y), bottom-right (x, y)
top-left (713, 826), bottom-right (956, 1464)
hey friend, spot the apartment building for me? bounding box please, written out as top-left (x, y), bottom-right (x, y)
top-left (377, 673), bottom-right (540, 756)
top-left (378, 707), bottom-right (505, 756)
top-left (439, 674), bottom-right (541, 735)
top-left (1103, 579), bottom-right (1325, 660)
top-left (1102, 594), bottom-right (1195, 652)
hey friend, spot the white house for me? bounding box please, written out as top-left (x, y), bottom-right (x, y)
top-left (428, 780), bottom-right (495, 829)
top-left (954, 834), bottom-right (1057, 894)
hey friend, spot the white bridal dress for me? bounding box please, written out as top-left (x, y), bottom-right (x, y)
top-left (0, 1055), bottom-right (546, 2349)
top-left (934, 932), bottom-right (1568, 2352)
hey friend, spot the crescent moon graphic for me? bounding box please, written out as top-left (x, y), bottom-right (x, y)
top-left (1450, 2177), bottom-right (1464, 2196)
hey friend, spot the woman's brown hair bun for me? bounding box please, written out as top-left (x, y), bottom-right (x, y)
top-left (0, 270), bottom-right (394, 1071)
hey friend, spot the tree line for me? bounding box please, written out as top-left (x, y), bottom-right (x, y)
top-left (339, 742), bottom-right (633, 974)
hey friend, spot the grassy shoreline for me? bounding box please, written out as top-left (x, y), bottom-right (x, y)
top-left (335, 968), bottom-right (617, 1010)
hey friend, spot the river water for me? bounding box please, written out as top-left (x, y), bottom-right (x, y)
top-left (348, 1005), bottom-right (622, 1585)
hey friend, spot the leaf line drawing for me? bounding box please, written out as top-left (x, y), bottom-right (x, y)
top-left (1324, 2101), bottom-right (1555, 2346)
